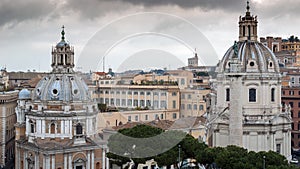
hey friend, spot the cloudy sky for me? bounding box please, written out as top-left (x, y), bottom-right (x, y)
top-left (1, 0), bottom-right (300, 72)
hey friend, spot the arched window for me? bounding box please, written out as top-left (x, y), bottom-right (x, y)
top-left (271, 88), bottom-right (275, 102)
top-left (29, 120), bottom-right (34, 133)
top-left (76, 124), bottom-right (83, 135)
top-left (50, 123), bottom-right (55, 134)
top-left (65, 54), bottom-right (68, 65)
top-left (60, 54), bottom-right (63, 65)
top-left (199, 105), bottom-right (204, 110)
top-left (226, 88), bottom-right (230, 101)
top-left (249, 88), bottom-right (256, 102)
top-left (96, 162), bottom-right (100, 169)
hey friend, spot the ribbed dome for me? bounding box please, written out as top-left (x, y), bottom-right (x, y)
top-left (18, 89), bottom-right (31, 100)
top-left (32, 73), bottom-right (90, 102)
top-left (218, 41), bottom-right (280, 73)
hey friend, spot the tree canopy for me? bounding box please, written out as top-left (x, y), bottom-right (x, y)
top-left (107, 124), bottom-right (297, 169)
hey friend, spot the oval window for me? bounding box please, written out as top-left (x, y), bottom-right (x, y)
top-left (52, 89), bottom-right (58, 95)
top-left (250, 61), bottom-right (255, 67)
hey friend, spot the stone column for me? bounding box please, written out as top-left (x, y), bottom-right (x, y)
top-left (87, 151), bottom-right (91, 169)
top-left (46, 155), bottom-right (50, 169)
top-left (24, 150), bottom-right (28, 169)
top-left (91, 151), bottom-right (95, 169)
top-left (229, 75), bottom-right (243, 146)
top-left (69, 154), bottom-right (72, 169)
top-left (106, 148), bottom-right (109, 169)
top-left (102, 149), bottom-right (106, 169)
top-left (51, 155), bottom-right (55, 169)
top-left (35, 152), bottom-right (39, 169)
top-left (64, 154), bottom-right (68, 169)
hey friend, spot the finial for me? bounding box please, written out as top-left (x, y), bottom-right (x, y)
top-left (246, 1), bottom-right (250, 12)
top-left (61, 25), bottom-right (65, 41)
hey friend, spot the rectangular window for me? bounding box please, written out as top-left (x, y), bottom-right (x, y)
top-left (160, 114), bottom-right (164, 120)
top-left (140, 100), bottom-right (145, 107)
top-left (145, 115), bottom-right (148, 121)
top-left (147, 92), bottom-right (151, 95)
top-left (181, 104), bottom-right (185, 110)
top-left (226, 88), bottom-right (230, 101)
top-left (154, 100), bottom-right (159, 109)
top-left (146, 100), bottom-right (151, 107)
top-left (289, 102), bottom-right (294, 108)
top-left (276, 144), bottom-right (281, 153)
top-left (135, 115), bottom-right (138, 121)
top-left (110, 98), bottom-right (114, 105)
top-left (271, 88), bottom-right (275, 102)
top-left (172, 113), bottom-right (177, 119)
top-left (172, 92), bottom-right (177, 96)
top-left (134, 91), bottom-right (138, 95)
top-left (181, 78), bottom-right (185, 85)
top-left (188, 104), bottom-right (192, 110)
top-left (161, 101), bottom-right (166, 109)
top-left (172, 100), bottom-right (176, 109)
top-left (128, 116), bottom-right (131, 122)
top-left (133, 100), bottom-right (138, 107)
top-left (188, 94), bottom-right (192, 99)
top-left (249, 88), bottom-right (256, 102)
top-left (181, 94), bottom-right (185, 99)
top-left (127, 99), bottom-right (132, 106)
top-left (161, 92), bottom-right (166, 96)
top-left (193, 104), bottom-right (197, 110)
top-left (116, 99), bottom-right (120, 106)
top-left (122, 99), bottom-right (126, 106)
top-left (290, 91), bottom-right (294, 95)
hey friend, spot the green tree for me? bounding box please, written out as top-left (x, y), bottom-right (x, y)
top-left (107, 125), bottom-right (204, 168)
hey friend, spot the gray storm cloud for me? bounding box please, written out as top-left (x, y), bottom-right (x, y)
top-left (0, 0), bottom-right (58, 27)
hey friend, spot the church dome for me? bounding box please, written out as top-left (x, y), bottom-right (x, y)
top-left (32, 73), bottom-right (90, 102)
top-left (18, 88), bottom-right (31, 100)
top-left (32, 26), bottom-right (90, 102)
top-left (218, 41), bottom-right (280, 73)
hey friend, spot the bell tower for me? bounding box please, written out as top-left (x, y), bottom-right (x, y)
top-left (239, 1), bottom-right (258, 42)
top-left (51, 26), bottom-right (75, 73)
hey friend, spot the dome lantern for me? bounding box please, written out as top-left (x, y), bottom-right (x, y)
top-left (239, 1), bottom-right (258, 42)
top-left (51, 26), bottom-right (75, 73)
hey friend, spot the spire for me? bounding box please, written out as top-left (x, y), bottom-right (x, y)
top-left (194, 48), bottom-right (198, 58)
top-left (246, 1), bottom-right (251, 17)
top-left (61, 25), bottom-right (65, 41)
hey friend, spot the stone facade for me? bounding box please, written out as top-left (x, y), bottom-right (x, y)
top-left (0, 91), bottom-right (18, 169)
top-left (15, 28), bottom-right (104, 169)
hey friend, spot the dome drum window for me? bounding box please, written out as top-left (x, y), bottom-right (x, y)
top-left (246, 59), bottom-right (258, 72)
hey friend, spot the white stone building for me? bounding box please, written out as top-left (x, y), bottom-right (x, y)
top-left (207, 2), bottom-right (292, 158)
top-left (15, 27), bottom-right (104, 169)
